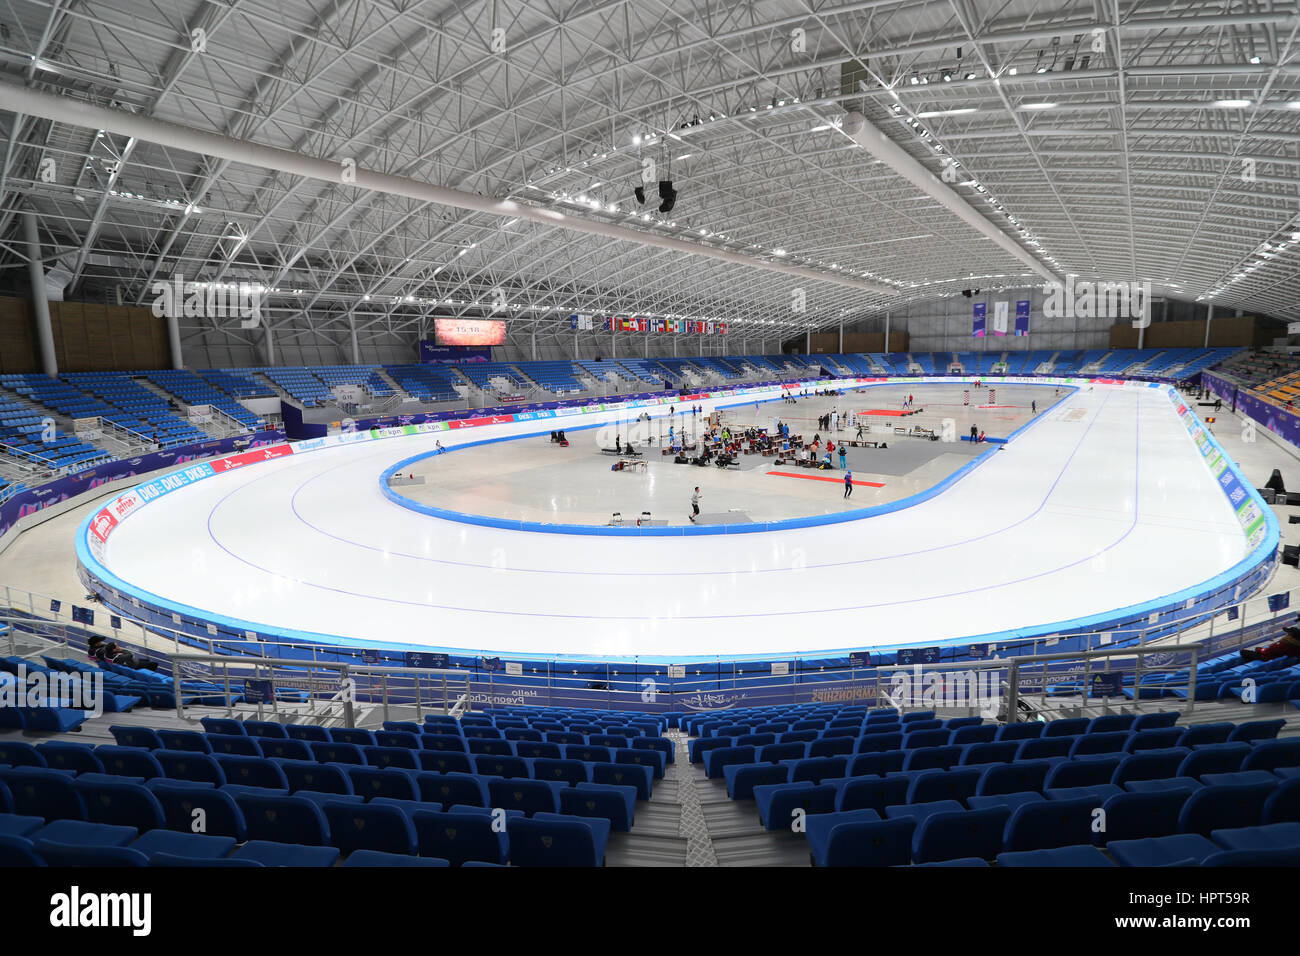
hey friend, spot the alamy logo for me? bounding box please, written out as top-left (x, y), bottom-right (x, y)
top-left (1, 665), bottom-right (103, 718)
top-left (885, 665), bottom-right (1001, 718)
top-left (151, 274), bottom-right (263, 328)
top-left (49, 886), bottom-right (151, 936)
top-left (1042, 277), bottom-right (1151, 328)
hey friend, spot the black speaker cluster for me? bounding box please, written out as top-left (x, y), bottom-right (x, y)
top-left (634, 180), bottom-right (677, 213)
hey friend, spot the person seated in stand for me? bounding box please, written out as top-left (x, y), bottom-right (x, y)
top-left (822, 452), bottom-right (833, 469)
top-left (106, 641), bottom-right (158, 672)
top-left (87, 636), bottom-right (109, 664)
top-left (1241, 625), bottom-right (1300, 662)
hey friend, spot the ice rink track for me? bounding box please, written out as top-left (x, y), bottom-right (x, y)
top-left (84, 382), bottom-right (1258, 662)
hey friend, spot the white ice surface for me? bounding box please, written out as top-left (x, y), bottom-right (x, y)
top-left (96, 383), bottom-right (1250, 660)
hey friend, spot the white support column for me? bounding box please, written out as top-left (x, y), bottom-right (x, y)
top-left (1204, 303), bottom-right (1214, 348)
top-left (884, 312), bottom-right (891, 353)
top-left (805, 329), bottom-right (810, 355)
top-left (22, 212), bottom-right (57, 377)
top-left (264, 324), bottom-right (276, 365)
top-left (347, 315), bottom-right (360, 364)
top-left (839, 321), bottom-right (844, 353)
top-left (167, 311), bottom-right (183, 369)
top-left (531, 328), bottom-right (537, 361)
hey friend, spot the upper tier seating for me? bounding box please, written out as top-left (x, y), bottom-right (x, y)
top-left (143, 370), bottom-right (261, 430)
top-left (58, 373), bottom-right (210, 448)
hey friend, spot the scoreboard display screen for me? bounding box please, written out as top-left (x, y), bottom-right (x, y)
top-left (434, 318), bottom-right (506, 346)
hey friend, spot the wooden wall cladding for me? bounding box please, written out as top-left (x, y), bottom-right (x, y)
top-left (0, 296), bottom-right (39, 373)
top-left (48, 301), bottom-right (171, 371)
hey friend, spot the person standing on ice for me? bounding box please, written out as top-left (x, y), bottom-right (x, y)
top-left (844, 470), bottom-right (854, 499)
top-left (689, 487), bottom-right (702, 523)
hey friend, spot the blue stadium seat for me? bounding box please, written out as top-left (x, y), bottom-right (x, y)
top-left (154, 751), bottom-right (225, 787)
top-left (754, 782), bottom-right (835, 830)
top-left (230, 841), bottom-right (340, 867)
top-left (412, 809), bottom-right (508, 865)
top-left (110, 726), bottom-right (164, 749)
top-left (34, 840), bottom-right (149, 867)
top-left (214, 754), bottom-right (288, 790)
top-left (1177, 743), bottom-right (1251, 778)
top-left (95, 746), bottom-right (164, 779)
top-left (417, 772), bottom-right (488, 808)
top-left (235, 794), bottom-right (330, 845)
top-left (1003, 796), bottom-right (1096, 852)
top-left (0, 742), bottom-right (44, 768)
top-left (1177, 782), bottom-right (1274, 836)
top-left (508, 814), bottom-right (610, 867)
top-left (1227, 719), bottom-right (1285, 743)
top-left (242, 721), bottom-right (289, 739)
top-left (907, 768), bottom-right (981, 805)
top-left (531, 758), bottom-right (588, 787)
top-left (0, 767), bottom-right (85, 821)
top-left (0, 834), bottom-right (45, 866)
top-left (1112, 749), bottom-right (1189, 786)
top-left (1209, 820), bottom-right (1300, 852)
top-left (1043, 756), bottom-right (1120, 790)
top-left (36, 742), bottom-right (103, 775)
top-left (342, 850), bottom-right (449, 867)
top-left (1176, 722), bottom-right (1233, 747)
top-left (1096, 790), bottom-right (1188, 844)
top-left (488, 778), bottom-right (562, 817)
top-left (913, 806), bottom-right (1010, 863)
top-left (199, 717), bottom-right (245, 736)
top-left (821, 817), bottom-right (916, 867)
top-left (324, 801), bottom-right (418, 856)
top-left (976, 760), bottom-right (1051, 796)
top-left (149, 780), bottom-right (247, 840)
top-left (1242, 739), bottom-right (1300, 773)
top-left (473, 754), bottom-right (530, 779)
top-left (157, 730), bottom-right (212, 754)
top-left (205, 734), bottom-right (260, 756)
top-left (560, 783), bottom-right (636, 831)
top-left (130, 830), bottom-right (237, 862)
top-left (1107, 833), bottom-right (1220, 866)
top-left (345, 766), bottom-right (418, 802)
top-left (363, 746), bottom-right (418, 771)
top-left (998, 846), bottom-right (1116, 867)
top-left (255, 738), bottom-right (312, 761)
top-left (75, 779), bottom-right (165, 831)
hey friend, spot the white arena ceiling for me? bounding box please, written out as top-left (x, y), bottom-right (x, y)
top-left (0, 0), bottom-right (1296, 358)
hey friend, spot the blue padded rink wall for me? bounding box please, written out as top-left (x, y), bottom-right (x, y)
top-left (76, 376), bottom-right (1276, 666)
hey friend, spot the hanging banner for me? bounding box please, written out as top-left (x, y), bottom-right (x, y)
top-left (992, 301), bottom-right (1009, 336)
top-left (1015, 300), bottom-right (1031, 336)
top-left (972, 302), bottom-right (986, 337)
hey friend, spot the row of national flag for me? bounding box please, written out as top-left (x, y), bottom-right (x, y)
top-left (569, 314), bottom-right (728, 335)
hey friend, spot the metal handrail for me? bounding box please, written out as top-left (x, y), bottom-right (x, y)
top-left (165, 650), bottom-right (473, 726)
